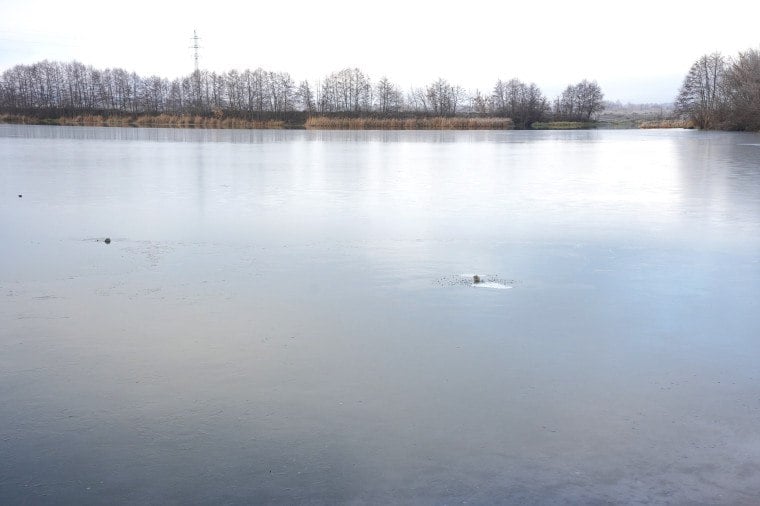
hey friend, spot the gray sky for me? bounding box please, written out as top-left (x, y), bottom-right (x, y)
top-left (1, 0), bottom-right (758, 103)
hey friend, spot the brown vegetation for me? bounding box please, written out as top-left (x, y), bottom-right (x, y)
top-left (130, 115), bottom-right (285, 129)
top-left (1, 113), bottom-right (514, 130)
top-left (304, 116), bottom-right (513, 130)
top-left (0, 114), bottom-right (47, 125)
top-left (530, 121), bottom-right (593, 130)
top-left (639, 119), bottom-right (694, 129)
top-left (0, 114), bottom-right (285, 129)
top-left (676, 48), bottom-right (760, 131)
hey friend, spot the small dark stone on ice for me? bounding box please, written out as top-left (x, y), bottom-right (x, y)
top-left (104, 238), bottom-right (111, 244)
top-left (18, 194), bottom-right (22, 198)
top-left (473, 275), bottom-right (481, 284)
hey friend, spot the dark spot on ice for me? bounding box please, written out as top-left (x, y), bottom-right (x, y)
top-left (434, 274), bottom-right (516, 288)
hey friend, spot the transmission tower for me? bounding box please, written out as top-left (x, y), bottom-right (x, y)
top-left (190, 29), bottom-right (202, 109)
top-left (190, 29), bottom-right (201, 74)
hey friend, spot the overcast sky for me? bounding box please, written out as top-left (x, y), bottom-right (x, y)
top-left (1, 0), bottom-right (758, 103)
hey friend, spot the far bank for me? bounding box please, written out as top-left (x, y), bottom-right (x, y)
top-left (0, 114), bottom-right (691, 131)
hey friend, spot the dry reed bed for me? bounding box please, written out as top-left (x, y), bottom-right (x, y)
top-left (0, 114), bottom-right (285, 129)
top-left (639, 119), bottom-right (694, 129)
top-left (2, 114), bottom-right (515, 130)
top-left (305, 116), bottom-right (514, 130)
top-left (0, 114), bottom-right (48, 125)
top-left (131, 115), bottom-right (285, 129)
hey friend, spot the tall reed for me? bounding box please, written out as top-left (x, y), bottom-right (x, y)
top-left (639, 119), bottom-right (694, 129)
top-left (0, 114), bottom-right (286, 129)
top-left (305, 116), bottom-right (513, 130)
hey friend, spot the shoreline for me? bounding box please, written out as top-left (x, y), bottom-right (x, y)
top-left (0, 114), bottom-right (689, 131)
top-left (0, 113), bottom-right (514, 130)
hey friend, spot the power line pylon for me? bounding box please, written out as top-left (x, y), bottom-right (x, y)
top-left (190, 29), bottom-right (201, 74)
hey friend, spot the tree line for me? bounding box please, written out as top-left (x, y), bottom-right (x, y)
top-left (676, 47), bottom-right (760, 131)
top-left (0, 60), bottom-right (606, 127)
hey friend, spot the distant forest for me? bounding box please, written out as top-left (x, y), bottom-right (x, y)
top-left (676, 47), bottom-right (760, 131)
top-left (4, 47), bottom-right (757, 131)
top-left (0, 60), bottom-right (605, 128)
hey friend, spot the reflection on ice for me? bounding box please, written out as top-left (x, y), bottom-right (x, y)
top-left (2, 125), bottom-right (760, 504)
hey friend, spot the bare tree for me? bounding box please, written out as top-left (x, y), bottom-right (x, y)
top-left (554, 79), bottom-right (604, 122)
top-left (424, 78), bottom-right (464, 116)
top-left (470, 89), bottom-right (490, 115)
top-left (491, 78), bottom-right (549, 127)
top-left (267, 71), bottom-right (295, 115)
top-left (319, 68), bottom-right (372, 114)
top-left (575, 80), bottom-right (604, 120)
top-left (375, 76), bottom-right (403, 115)
top-left (297, 80), bottom-right (315, 114)
top-left (723, 48), bottom-right (760, 131)
top-left (675, 53), bottom-right (727, 129)
top-left (407, 86), bottom-right (428, 113)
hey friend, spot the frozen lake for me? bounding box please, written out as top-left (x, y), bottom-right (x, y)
top-left (2, 125), bottom-right (760, 504)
